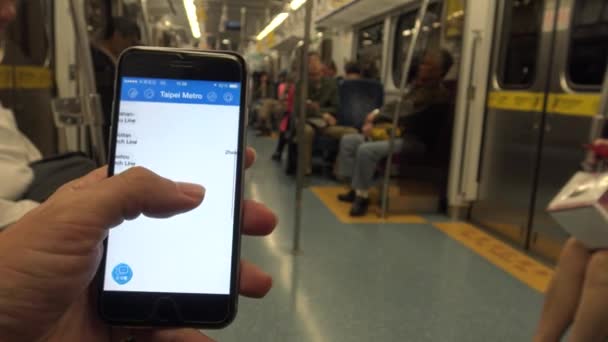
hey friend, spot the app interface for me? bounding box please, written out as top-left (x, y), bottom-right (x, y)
top-left (103, 77), bottom-right (241, 294)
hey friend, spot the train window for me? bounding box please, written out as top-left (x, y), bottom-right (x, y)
top-left (567, 0), bottom-right (608, 88)
top-left (356, 22), bottom-right (384, 79)
top-left (497, 0), bottom-right (543, 88)
top-left (392, 3), bottom-right (441, 87)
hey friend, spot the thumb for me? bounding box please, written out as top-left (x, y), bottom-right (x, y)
top-left (78, 166), bottom-right (205, 229)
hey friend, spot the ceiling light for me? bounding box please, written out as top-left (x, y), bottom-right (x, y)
top-left (164, 20), bottom-right (171, 27)
top-left (222, 39), bottom-right (231, 45)
top-left (289, 0), bottom-right (307, 11)
top-left (256, 12), bottom-right (289, 41)
top-left (183, 0), bottom-right (201, 38)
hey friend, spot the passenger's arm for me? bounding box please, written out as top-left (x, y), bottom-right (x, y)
top-left (0, 198), bottom-right (39, 231)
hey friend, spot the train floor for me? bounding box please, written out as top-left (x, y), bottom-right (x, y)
top-left (209, 132), bottom-right (548, 341)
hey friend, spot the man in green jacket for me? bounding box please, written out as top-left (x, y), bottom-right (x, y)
top-left (299, 52), bottom-right (357, 174)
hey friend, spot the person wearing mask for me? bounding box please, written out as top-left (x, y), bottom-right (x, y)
top-left (0, 149), bottom-right (277, 341)
top-left (91, 17), bottom-right (141, 149)
top-left (299, 52), bottom-right (357, 175)
top-left (336, 50), bottom-right (453, 216)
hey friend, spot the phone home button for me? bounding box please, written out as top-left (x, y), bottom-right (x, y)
top-left (150, 297), bottom-right (182, 323)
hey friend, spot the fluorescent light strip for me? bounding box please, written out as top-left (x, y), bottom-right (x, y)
top-left (289, 0), bottom-right (307, 10)
top-left (256, 12), bottom-right (289, 41)
top-left (184, 0), bottom-right (201, 39)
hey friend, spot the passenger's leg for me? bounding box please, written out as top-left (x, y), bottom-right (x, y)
top-left (302, 124), bottom-right (315, 174)
top-left (349, 138), bottom-right (406, 216)
top-left (256, 99), bottom-right (274, 135)
top-left (336, 133), bottom-right (365, 202)
top-left (323, 125), bottom-right (358, 140)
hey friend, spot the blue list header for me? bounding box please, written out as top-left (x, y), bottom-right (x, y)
top-left (120, 77), bottom-right (241, 106)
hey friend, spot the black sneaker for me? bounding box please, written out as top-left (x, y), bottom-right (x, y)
top-left (271, 152), bottom-right (281, 162)
top-left (337, 189), bottom-right (356, 203)
top-left (349, 196), bottom-right (370, 217)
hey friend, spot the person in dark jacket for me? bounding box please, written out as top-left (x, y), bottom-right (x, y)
top-left (90, 17), bottom-right (141, 149)
top-left (336, 49), bottom-right (454, 216)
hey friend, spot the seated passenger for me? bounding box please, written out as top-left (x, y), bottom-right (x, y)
top-left (0, 104), bottom-right (41, 229)
top-left (300, 52), bottom-right (358, 174)
top-left (91, 17), bottom-right (141, 149)
top-left (253, 71), bottom-right (283, 136)
top-left (324, 60), bottom-right (338, 79)
top-left (0, 104), bottom-right (96, 230)
top-left (272, 72), bottom-right (296, 162)
top-left (0, 2), bottom-right (95, 230)
top-left (344, 61), bottom-right (363, 80)
top-left (336, 50), bottom-right (453, 216)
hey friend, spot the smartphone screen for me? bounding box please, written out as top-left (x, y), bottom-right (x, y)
top-left (103, 76), bottom-right (241, 295)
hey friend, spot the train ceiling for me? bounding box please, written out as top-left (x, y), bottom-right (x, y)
top-left (145, 0), bottom-right (285, 45)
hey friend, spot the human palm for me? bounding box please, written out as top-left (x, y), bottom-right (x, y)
top-left (0, 148), bottom-right (276, 341)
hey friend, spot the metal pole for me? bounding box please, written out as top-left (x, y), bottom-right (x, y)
top-left (380, 0), bottom-right (430, 218)
top-left (293, 0), bottom-right (313, 253)
top-left (583, 63), bottom-right (608, 170)
top-left (240, 7), bottom-right (247, 53)
top-left (138, 0), bottom-right (153, 45)
top-left (69, 0), bottom-right (107, 166)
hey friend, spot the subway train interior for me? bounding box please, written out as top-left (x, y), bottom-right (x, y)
top-left (1, 0), bottom-right (607, 340)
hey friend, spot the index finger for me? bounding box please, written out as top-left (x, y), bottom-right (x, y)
top-left (56, 147), bottom-right (257, 193)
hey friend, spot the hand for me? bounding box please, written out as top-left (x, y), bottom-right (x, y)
top-left (365, 111), bottom-right (378, 124)
top-left (0, 147), bottom-right (277, 342)
top-left (534, 238), bottom-right (608, 342)
top-left (362, 122), bottom-right (373, 138)
top-left (322, 113), bottom-right (337, 126)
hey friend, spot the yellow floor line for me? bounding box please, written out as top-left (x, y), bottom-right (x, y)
top-left (434, 222), bottom-right (554, 293)
top-left (310, 186), bottom-right (426, 224)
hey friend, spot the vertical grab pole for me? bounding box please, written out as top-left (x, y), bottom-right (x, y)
top-left (380, 0), bottom-right (430, 218)
top-left (240, 7), bottom-right (247, 53)
top-left (68, 0), bottom-right (107, 166)
top-left (138, 0), bottom-right (153, 45)
top-left (294, 0), bottom-right (313, 253)
top-left (583, 64), bottom-right (608, 169)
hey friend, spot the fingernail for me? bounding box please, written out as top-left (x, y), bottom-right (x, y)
top-left (176, 182), bottom-right (205, 200)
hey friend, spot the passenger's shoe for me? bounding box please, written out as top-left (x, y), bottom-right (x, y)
top-left (337, 189), bottom-right (356, 203)
top-left (349, 196), bottom-right (370, 217)
top-left (271, 152), bottom-right (281, 162)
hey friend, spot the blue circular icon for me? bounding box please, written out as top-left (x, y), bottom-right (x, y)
top-left (144, 88), bottom-right (155, 99)
top-left (223, 92), bottom-right (233, 103)
top-left (207, 91), bottom-right (218, 102)
top-left (128, 88), bottom-right (138, 99)
top-left (112, 263), bottom-right (133, 285)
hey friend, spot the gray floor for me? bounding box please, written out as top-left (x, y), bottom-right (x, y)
top-left (208, 133), bottom-right (544, 341)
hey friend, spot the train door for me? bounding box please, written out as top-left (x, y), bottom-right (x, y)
top-left (472, 0), bottom-right (607, 259)
top-left (471, 0), bottom-right (553, 246)
top-left (529, 0), bottom-right (607, 259)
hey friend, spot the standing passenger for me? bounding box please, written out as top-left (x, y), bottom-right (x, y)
top-left (90, 17), bottom-right (141, 149)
